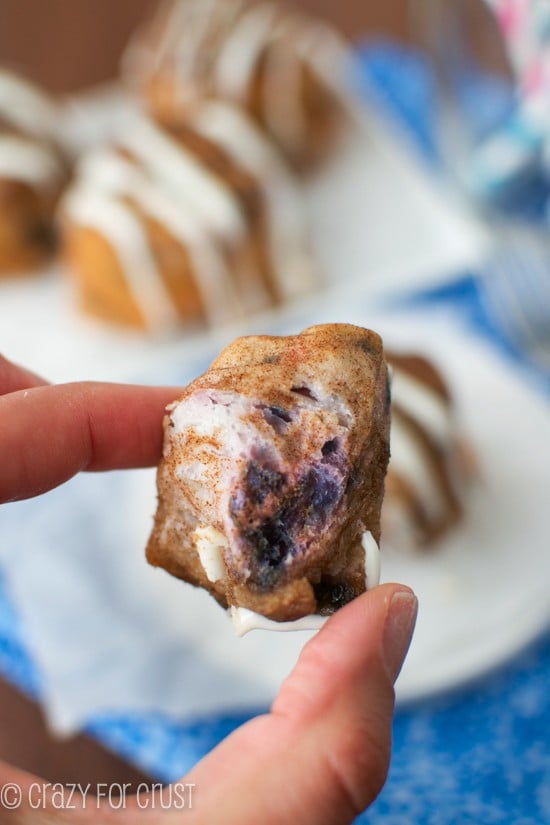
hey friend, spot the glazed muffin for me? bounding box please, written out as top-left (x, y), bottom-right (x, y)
top-left (123, 0), bottom-right (353, 172)
top-left (0, 71), bottom-right (68, 274)
top-left (147, 324), bottom-right (390, 624)
top-left (61, 106), bottom-right (315, 332)
top-left (384, 352), bottom-right (476, 550)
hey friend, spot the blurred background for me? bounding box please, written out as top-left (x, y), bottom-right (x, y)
top-left (0, 0), bottom-right (410, 91)
top-left (0, 1), bottom-right (549, 823)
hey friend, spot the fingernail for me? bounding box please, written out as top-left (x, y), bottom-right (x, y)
top-left (383, 591), bottom-right (418, 683)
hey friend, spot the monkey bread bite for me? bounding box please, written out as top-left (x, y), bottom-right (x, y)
top-left (147, 324), bottom-right (391, 624)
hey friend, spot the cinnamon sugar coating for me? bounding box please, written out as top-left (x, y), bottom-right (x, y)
top-left (147, 324), bottom-right (390, 622)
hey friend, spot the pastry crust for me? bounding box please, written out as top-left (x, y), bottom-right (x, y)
top-left (147, 324), bottom-right (390, 621)
top-left (123, 0), bottom-right (352, 173)
top-left (384, 351), bottom-right (475, 549)
top-left (0, 71), bottom-right (68, 275)
top-left (0, 178), bottom-right (59, 273)
top-left (61, 109), bottom-right (314, 331)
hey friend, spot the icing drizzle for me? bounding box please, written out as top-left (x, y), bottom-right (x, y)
top-left (128, 0), bottom-right (351, 157)
top-left (0, 72), bottom-right (64, 189)
top-left (63, 110), bottom-right (311, 330)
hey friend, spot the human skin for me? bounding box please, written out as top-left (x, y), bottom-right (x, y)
top-left (0, 354), bottom-right (417, 825)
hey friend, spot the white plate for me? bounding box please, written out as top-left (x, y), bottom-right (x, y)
top-left (370, 313), bottom-right (550, 702)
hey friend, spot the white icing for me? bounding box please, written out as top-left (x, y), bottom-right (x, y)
top-left (118, 115), bottom-right (246, 240)
top-left (0, 71), bottom-right (59, 142)
top-left (390, 414), bottom-right (447, 520)
top-left (193, 101), bottom-right (314, 298)
top-left (362, 531), bottom-right (381, 590)
top-left (63, 187), bottom-right (179, 330)
top-left (64, 129), bottom-right (256, 327)
top-left (215, 4), bottom-right (277, 100)
top-left (144, 0), bottom-right (349, 158)
top-left (173, 0), bottom-right (221, 79)
top-left (231, 606), bottom-right (327, 637)
top-left (193, 525), bottom-right (227, 583)
top-left (0, 136), bottom-right (62, 187)
top-left (194, 100), bottom-right (283, 179)
top-left (83, 149), bottom-right (244, 323)
top-left (391, 368), bottom-right (453, 448)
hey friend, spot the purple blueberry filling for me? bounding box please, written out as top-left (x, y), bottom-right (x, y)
top-left (246, 463), bottom-right (285, 504)
top-left (261, 405), bottom-right (293, 434)
top-left (231, 456), bottom-right (347, 588)
top-left (291, 385), bottom-right (317, 401)
top-left (321, 439), bottom-right (338, 457)
top-left (314, 580), bottom-right (356, 614)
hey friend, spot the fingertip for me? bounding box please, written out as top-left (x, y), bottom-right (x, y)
top-left (327, 583), bottom-right (417, 683)
top-left (316, 582), bottom-right (416, 650)
top-left (0, 355), bottom-right (47, 395)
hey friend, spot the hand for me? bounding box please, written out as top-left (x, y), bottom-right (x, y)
top-left (0, 355), bottom-right (417, 824)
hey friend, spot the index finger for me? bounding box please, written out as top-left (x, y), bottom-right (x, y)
top-left (0, 381), bottom-right (181, 504)
top-left (0, 355), bottom-right (48, 395)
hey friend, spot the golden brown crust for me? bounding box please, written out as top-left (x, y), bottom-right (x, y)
top-left (125, 0), bottom-right (351, 173)
top-left (61, 118), bottom-right (294, 330)
top-left (383, 351), bottom-right (475, 550)
top-left (0, 178), bottom-right (61, 274)
top-left (147, 323), bottom-right (390, 621)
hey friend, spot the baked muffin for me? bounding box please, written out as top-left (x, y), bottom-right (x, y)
top-left (384, 352), bottom-right (475, 550)
top-left (0, 70), bottom-right (67, 274)
top-left (147, 324), bottom-right (390, 624)
top-left (123, 0), bottom-right (353, 172)
top-left (61, 107), bottom-right (315, 331)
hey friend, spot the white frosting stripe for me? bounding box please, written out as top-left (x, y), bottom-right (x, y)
top-left (215, 4), bottom-right (277, 100)
top-left (0, 71), bottom-right (59, 142)
top-left (390, 368), bottom-right (453, 449)
top-left (118, 115), bottom-right (246, 240)
top-left (65, 145), bottom-right (247, 327)
top-left (193, 101), bottom-right (314, 300)
top-left (390, 412), bottom-right (447, 521)
top-left (64, 187), bottom-right (179, 330)
top-left (0, 136), bottom-right (62, 187)
top-left (136, 0), bottom-right (351, 162)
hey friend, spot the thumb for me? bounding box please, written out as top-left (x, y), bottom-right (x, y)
top-left (0, 586), bottom-right (416, 825)
top-left (180, 584), bottom-right (417, 825)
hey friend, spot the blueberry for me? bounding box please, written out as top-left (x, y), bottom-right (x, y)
top-left (302, 467), bottom-right (341, 514)
top-left (262, 406), bottom-right (292, 433)
top-left (291, 385), bottom-right (317, 401)
top-left (314, 581), bottom-right (356, 615)
top-left (245, 517), bottom-right (294, 571)
top-left (321, 439), bottom-right (339, 456)
top-left (246, 463), bottom-right (285, 504)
